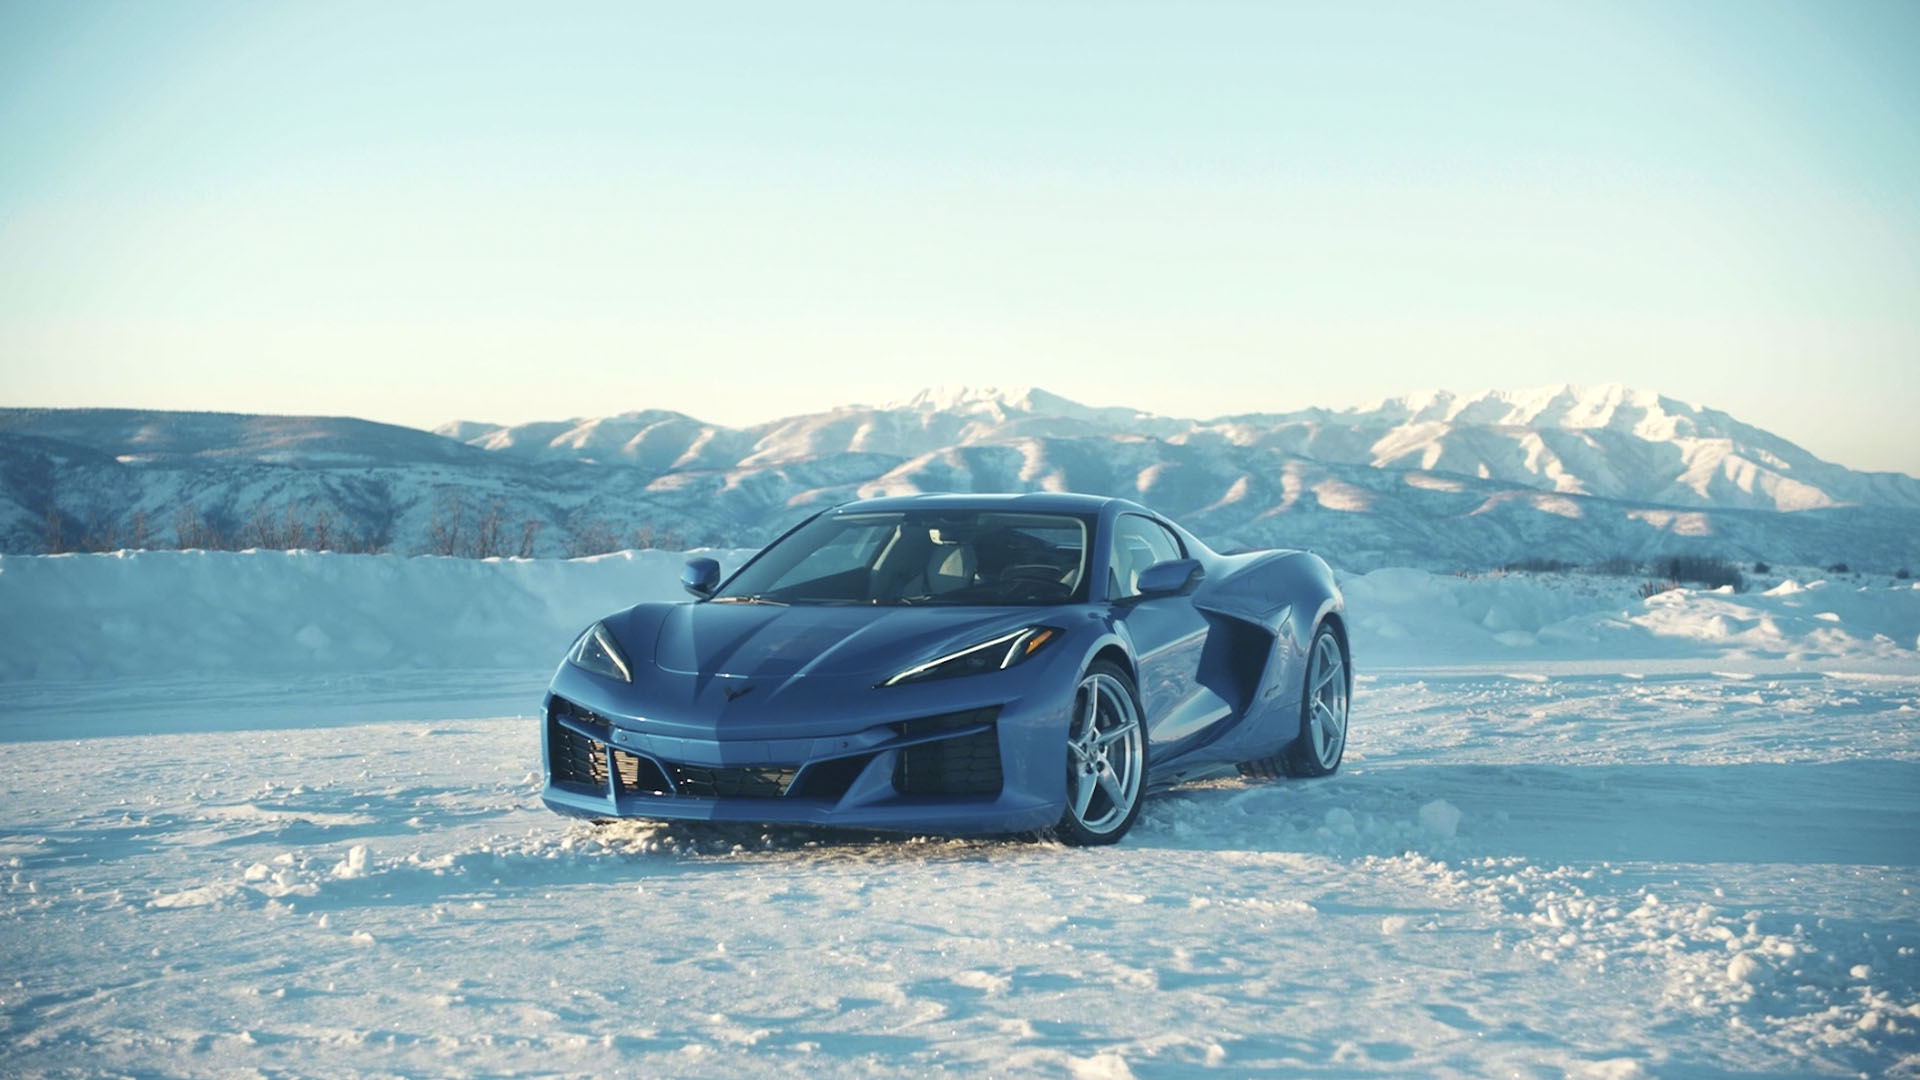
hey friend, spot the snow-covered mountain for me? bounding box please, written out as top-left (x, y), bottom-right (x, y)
top-left (442, 384), bottom-right (1920, 515)
top-left (6, 386), bottom-right (1918, 570)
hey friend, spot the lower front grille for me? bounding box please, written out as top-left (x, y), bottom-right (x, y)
top-left (664, 763), bottom-right (798, 799)
top-left (612, 748), bottom-right (672, 794)
top-left (546, 694), bottom-right (999, 803)
top-left (548, 719), bottom-right (607, 787)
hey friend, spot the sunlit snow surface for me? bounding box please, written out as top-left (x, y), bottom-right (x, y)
top-left (2, 556), bottom-right (1918, 1077)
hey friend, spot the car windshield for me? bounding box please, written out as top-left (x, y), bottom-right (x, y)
top-left (714, 510), bottom-right (1092, 606)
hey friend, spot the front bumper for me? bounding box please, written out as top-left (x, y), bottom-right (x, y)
top-left (538, 660), bottom-right (1075, 835)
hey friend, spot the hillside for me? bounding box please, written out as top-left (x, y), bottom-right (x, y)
top-left (5, 387), bottom-right (1918, 570)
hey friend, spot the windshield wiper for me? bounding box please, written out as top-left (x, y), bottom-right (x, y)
top-left (711, 595), bottom-right (789, 606)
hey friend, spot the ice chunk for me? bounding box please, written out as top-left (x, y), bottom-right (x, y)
top-left (1418, 799), bottom-right (1462, 838)
top-left (332, 844), bottom-right (371, 880)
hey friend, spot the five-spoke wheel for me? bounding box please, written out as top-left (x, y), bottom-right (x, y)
top-left (1055, 661), bottom-right (1146, 845)
top-left (1287, 624), bottom-right (1349, 776)
top-left (1236, 621), bottom-right (1351, 780)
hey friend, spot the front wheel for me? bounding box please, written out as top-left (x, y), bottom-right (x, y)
top-left (1053, 661), bottom-right (1147, 846)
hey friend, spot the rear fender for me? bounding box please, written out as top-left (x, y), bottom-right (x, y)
top-left (1191, 549), bottom-right (1345, 759)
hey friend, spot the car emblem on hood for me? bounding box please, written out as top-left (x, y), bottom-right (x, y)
top-left (723, 683), bottom-right (755, 701)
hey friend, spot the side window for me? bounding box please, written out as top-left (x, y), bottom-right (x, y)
top-left (1108, 516), bottom-right (1183, 599)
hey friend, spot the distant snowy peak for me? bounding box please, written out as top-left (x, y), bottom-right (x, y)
top-left (883, 385), bottom-right (1148, 425)
top-left (419, 383), bottom-right (1919, 517)
top-left (1352, 384), bottom-right (1725, 439)
top-left (886, 386), bottom-right (1047, 414)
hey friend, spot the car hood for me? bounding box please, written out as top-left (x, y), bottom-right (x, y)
top-left (640, 601), bottom-right (1048, 681)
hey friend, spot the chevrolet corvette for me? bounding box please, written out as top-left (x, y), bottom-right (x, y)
top-left (541, 493), bottom-right (1349, 844)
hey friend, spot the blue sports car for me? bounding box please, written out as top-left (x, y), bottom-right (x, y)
top-left (541, 493), bottom-right (1350, 844)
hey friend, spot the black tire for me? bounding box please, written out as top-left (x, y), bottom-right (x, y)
top-left (1054, 660), bottom-right (1149, 846)
top-left (1238, 623), bottom-right (1349, 780)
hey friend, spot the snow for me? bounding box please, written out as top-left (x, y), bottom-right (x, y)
top-left (1, 551), bottom-right (1917, 1078)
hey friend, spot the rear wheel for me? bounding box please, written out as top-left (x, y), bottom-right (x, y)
top-left (1054, 661), bottom-right (1147, 845)
top-left (1238, 623), bottom-right (1349, 780)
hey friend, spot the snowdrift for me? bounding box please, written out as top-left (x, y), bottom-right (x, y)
top-left (4, 550), bottom-right (1915, 685)
top-left (1345, 565), bottom-right (1920, 667)
top-left (0, 547), bottom-right (754, 683)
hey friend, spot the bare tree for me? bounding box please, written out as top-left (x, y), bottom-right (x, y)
top-left (172, 505), bottom-right (229, 550)
top-left (80, 515), bottom-right (119, 553)
top-left (174, 505), bottom-right (202, 549)
top-left (242, 506), bottom-right (284, 550)
top-left (424, 492), bottom-right (466, 556)
top-left (516, 518), bottom-right (543, 559)
top-left (42, 508), bottom-right (65, 554)
top-left (472, 498), bottom-right (507, 558)
top-left (565, 517), bottom-right (622, 559)
top-left (311, 506), bottom-right (334, 552)
top-left (127, 510), bottom-right (150, 550)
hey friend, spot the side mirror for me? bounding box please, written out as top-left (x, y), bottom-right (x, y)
top-left (1135, 558), bottom-right (1204, 598)
top-left (681, 557), bottom-right (722, 599)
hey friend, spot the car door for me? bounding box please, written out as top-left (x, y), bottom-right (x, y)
top-left (1109, 515), bottom-right (1219, 757)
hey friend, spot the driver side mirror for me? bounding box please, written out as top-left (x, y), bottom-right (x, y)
top-left (1135, 557), bottom-right (1204, 597)
top-left (681, 556), bottom-right (722, 599)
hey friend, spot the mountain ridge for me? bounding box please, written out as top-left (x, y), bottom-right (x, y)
top-left (436, 383), bottom-right (1916, 515)
top-left (4, 388), bottom-right (1916, 571)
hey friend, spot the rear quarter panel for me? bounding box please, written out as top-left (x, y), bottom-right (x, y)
top-left (1188, 548), bottom-right (1346, 765)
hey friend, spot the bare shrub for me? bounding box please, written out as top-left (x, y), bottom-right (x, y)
top-left (42, 508), bottom-right (66, 554)
top-left (466, 498), bottom-right (510, 558)
top-left (565, 518), bottom-right (624, 559)
top-left (1504, 557), bottom-right (1574, 573)
top-left (424, 492), bottom-right (466, 557)
top-left (172, 505), bottom-right (227, 550)
top-left (516, 519), bottom-right (542, 559)
top-left (242, 504), bottom-right (315, 550)
top-left (1663, 555), bottom-right (1744, 592)
top-left (80, 515), bottom-right (120, 553)
top-left (1639, 579), bottom-right (1679, 599)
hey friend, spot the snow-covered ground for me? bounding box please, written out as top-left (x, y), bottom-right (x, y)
top-left (2, 551), bottom-right (1917, 1077)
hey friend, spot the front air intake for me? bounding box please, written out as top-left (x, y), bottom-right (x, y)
top-left (664, 763), bottom-right (799, 798)
top-left (893, 708), bottom-right (1003, 797)
top-left (547, 717), bottom-right (607, 788)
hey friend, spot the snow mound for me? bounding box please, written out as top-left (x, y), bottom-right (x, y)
top-left (1342, 566), bottom-right (1920, 668)
top-left (3, 554), bottom-right (1914, 694)
top-left (0, 548), bottom-right (752, 683)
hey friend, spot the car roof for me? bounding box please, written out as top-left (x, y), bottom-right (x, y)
top-left (828, 492), bottom-right (1139, 517)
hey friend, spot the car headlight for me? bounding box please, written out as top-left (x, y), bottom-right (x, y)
top-left (567, 621), bottom-right (632, 683)
top-left (882, 626), bottom-right (1060, 687)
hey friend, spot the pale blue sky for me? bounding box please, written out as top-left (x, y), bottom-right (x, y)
top-left (2, 1), bottom-right (1916, 471)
